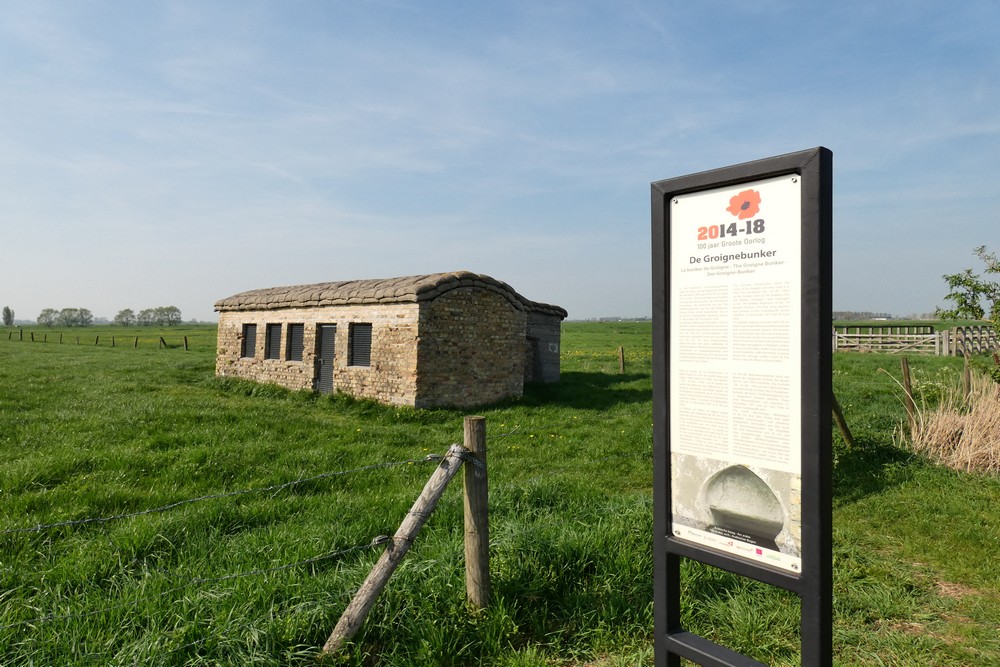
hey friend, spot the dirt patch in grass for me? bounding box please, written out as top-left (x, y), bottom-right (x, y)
top-left (935, 580), bottom-right (981, 599)
top-left (884, 620), bottom-right (926, 636)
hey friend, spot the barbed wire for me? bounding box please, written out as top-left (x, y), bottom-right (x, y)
top-left (0, 535), bottom-right (390, 633)
top-left (181, 535), bottom-right (392, 585)
top-left (516, 444), bottom-right (652, 487)
top-left (2, 422), bottom-right (649, 663)
top-left (489, 425), bottom-right (522, 439)
top-left (0, 582), bottom-right (194, 633)
top-left (1, 455), bottom-right (444, 536)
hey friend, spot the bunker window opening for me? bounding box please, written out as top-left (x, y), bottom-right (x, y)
top-left (348, 322), bottom-right (372, 367)
top-left (241, 324), bottom-right (257, 358)
top-left (287, 323), bottom-right (304, 361)
top-left (265, 323), bottom-right (282, 360)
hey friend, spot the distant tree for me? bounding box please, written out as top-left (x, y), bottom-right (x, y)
top-left (57, 308), bottom-right (78, 327)
top-left (136, 308), bottom-right (156, 326)
top-left (37, 308), bottom-right (59, 327)
top-left (56, 308), bottom-right (94, 327)
top-left (114, 308), bottom-right (136, 326)
top-left (832, 311), bottom-right (893, 321)
top-left (937, 246), bottom-right (1000, 330)
top-left (157, 306), bottom-right (183, 326)
top-left (2, 306), bottom-right (13, 326)
top-left (135, 306), bottom-right (183, 326)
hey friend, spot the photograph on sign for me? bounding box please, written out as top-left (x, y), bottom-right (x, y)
top-left (669, 174), bottom-right (803, 573)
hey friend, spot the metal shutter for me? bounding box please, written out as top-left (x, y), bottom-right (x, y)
top-left (316, 324), bottom-right (336, 393)
top-left (241, 324), bottom-right (257, 358)
top-left (349, 323), bottom-right (372, 367)
top-left (287, 323), bottom-right (304, 361)
top-left (265, 324), bottom-right (282, 360)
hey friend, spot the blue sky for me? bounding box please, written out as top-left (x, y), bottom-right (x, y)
top-left (2, 1), bottom-right (998, 322)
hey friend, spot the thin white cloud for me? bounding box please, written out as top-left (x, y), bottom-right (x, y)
top-left (1, 0), bottom-right (998, 321)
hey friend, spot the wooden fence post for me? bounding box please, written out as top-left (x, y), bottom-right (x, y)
top-left (323, 444), bottom-right (468, 655)
top-left (159, 336), bottom-right (167, 349)
top-left (463, 416), bottom-right (490, 609)
top-left (618, 346), bottom-right (626, 374)
top-left (184, 336), bottom-right (189, 351)
top-left (95, 336), bottom-right (100, 346)
top-left (963, 352), bottom-right (972, 402)
top-left (134, 336), bottom-right (139, 348)
top-left (900, 357), bottom-right (916, 434)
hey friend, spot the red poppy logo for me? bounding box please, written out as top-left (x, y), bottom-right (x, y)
top-left (726, 189), bottom-right (761, 219)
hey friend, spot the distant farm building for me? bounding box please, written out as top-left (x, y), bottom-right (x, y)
top-left (214, 271), bottom-right (567, 408)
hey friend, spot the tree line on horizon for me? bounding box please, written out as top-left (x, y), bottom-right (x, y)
top-left (18, 306), bottom-right (185, 327)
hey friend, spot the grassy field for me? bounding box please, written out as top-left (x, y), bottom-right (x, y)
top-left (1, 322), bottom-right (999, 665)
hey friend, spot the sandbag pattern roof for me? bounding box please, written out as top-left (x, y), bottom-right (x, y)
top-left (214, 271), bottom-right (568, 318)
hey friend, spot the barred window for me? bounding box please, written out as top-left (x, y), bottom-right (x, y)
top-left (348, 323), bottom-right (372, 367)
top-left (265, 324), bottom-right (282, 360)
top-left (286, 323), bottom-right (304, 361)
top-left (241, 324), bottom-right (257, 358)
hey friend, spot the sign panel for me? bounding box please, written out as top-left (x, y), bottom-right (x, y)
top-left (668, 175), bottom-right (803, 573)
top-left (651, 147), bottom-right (833, 666)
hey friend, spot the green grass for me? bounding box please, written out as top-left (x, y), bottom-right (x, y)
top-left (1, 323), bottom-right (999, 665)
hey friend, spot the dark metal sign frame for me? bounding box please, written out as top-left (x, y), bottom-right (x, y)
top-left (651, 147), bottom-right (833, 666)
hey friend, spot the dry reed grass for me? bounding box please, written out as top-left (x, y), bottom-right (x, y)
top-left (905, 371), bottom-right (1000, 474)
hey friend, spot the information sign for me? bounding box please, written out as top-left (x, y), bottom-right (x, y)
top-left (651, 147), bottom-right (833, 667)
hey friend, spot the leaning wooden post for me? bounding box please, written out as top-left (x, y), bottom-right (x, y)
top-left (900, 357), bottom-right (916, 434)
top-left (159, 336), bottom-right (167, 349)
top-left (830, 391), bottom-right (854, 448)
top-left (134, 336), bottom-right (139, 348)
top-left (963, 352), bottom-right (972, 403)
top-left (184, 336), bottom-right (189, 351)
top-left (323, 443), bottom-right (468, 655)
top-left (463, 415), bottom-right (490, 609)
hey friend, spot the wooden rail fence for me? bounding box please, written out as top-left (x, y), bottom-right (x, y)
top-left (832, 325), bottom-right (999, 356)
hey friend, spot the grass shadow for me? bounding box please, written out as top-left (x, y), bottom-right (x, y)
top-left (833, 436), bottom-right (924, 506)
top-left (520, 371), bottom-right (651, 410)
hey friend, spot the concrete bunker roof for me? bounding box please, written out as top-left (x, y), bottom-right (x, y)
top-left (214, 271), bottom-right (568, 319)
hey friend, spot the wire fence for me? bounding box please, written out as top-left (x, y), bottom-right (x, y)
top-left (5, 329), bottom-right (200, 350)
top-left (0, 454), bottom-right (446, 636)
top-left (1, 456), bottom-right (443, 536)
top-left (1, 430), bottom-right (649, 658)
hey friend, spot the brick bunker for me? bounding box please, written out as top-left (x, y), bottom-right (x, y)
top-left (214, 271), bottom-right (567, 408)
